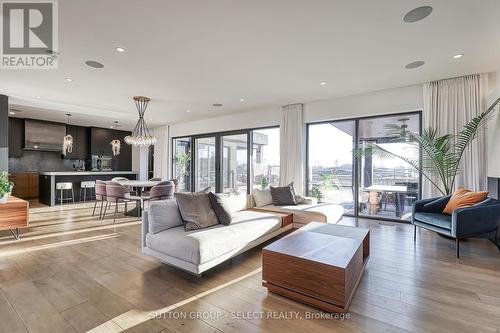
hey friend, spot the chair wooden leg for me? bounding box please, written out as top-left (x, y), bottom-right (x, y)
top-left (92, 200), bottom-right (98, 216)
top-left (456, 238), bottom-right (460, 258)
top-left (413, 225), bottom-right (416, 242)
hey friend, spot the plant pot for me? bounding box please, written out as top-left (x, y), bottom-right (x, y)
top-left (0, 193), bottom-right (9, 204)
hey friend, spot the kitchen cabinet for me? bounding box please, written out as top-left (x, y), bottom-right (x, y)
top-left (10, 173), bottom-right (39, 199)
top-left (90, 127), bottom-right (132, 170)
top-left (8, 117), bottom-right (24, 158)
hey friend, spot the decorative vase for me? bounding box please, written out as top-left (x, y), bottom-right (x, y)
top-left (0, 193), bottom-right (9, 204)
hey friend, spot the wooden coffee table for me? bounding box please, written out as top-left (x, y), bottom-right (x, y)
top-left (0, 196), bottom-right (29, 239)
top-left (262, 222), bottom-right (369, 313)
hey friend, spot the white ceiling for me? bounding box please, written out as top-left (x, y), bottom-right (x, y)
top-left (3, 0), bottom-right (500, 129)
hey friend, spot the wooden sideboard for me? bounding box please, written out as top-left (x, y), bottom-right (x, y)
top-left (0, 196), bottom-right (29, 239)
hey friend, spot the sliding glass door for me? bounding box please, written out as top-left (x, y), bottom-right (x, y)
top-left (221, 133), bottom-right (248, 193)
top-left (307, 112), bottom-right (421, 221)
top-left (194, 137), bottom-right (216, 191)
top-left (252, 128), bottom-right (280, 190)
top-left (307, 121), bottom-right (355, 214)
top-left (173, 137), bottom-right (192, 192)
top-left (176, 127), bottom-right (279, 194)
top-left (357, 114), bottom-right (420, 219)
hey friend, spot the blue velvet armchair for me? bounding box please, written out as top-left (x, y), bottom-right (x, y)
top-left (412, 195), bottom-right (500, 258)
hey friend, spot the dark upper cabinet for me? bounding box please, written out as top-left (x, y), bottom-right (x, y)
top-left (65, 125), bottom-right (89, 159)
top-left (90, 127), bottom-right (131, 171)
top-left (8, 117), bottom-right (24, 158)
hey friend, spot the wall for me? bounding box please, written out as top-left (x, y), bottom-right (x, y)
top-left (132, 146), bottom-right (140, 172)
top-left (169, 84), bottom-right (423, 137)
top-left (169, 106), bottom-right (281, 138)
top-left (304, 84), bottom-right (423, 123)
top-left (0, 95), bottom-right (8, 172)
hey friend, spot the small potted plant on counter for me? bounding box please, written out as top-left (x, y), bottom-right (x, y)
top-left (0, 171), bottom-right (14, 204)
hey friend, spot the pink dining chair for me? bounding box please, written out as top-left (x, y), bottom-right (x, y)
top-left (103, 182), bottom-right (142, 223)
top-left (93, 180), bottom-right (107, 219)
top-left (142, 181), bottom-right (175, 209)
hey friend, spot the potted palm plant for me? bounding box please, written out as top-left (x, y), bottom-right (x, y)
top-left (0, 171), bottom-right (14, 204)
top-left (356, 97), bottom-right (500, 195)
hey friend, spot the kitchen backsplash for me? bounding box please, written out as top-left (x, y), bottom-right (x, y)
top-left (9, 150), bottom-right (76, 173)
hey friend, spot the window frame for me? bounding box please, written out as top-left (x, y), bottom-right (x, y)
top-left (306, 111), bottom-right (422, 223)
top-left (171, 125), bottom-right (279, 194)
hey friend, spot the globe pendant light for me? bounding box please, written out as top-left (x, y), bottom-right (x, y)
top-left (125, 96), bottom-right (156, 146)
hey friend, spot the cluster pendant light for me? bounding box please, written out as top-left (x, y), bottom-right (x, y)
top-left (125, 96), bottom-right (157, 146)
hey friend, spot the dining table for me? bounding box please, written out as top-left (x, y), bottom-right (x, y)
top-left (363, 185), bottom-right (408, 217)
top-left (115, 179), bottom-right (161, 217)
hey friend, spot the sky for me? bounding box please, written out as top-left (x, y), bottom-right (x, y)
top-left (308, 123), bottom-right (418, 169)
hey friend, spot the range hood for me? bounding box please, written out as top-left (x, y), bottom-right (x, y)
top-left (24, 119), bottom-right (65, 152)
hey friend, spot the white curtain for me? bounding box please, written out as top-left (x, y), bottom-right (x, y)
top-left (279, 103), bottom-right (305, 195)
top-left (422, 74), bottom-right (488, 198)
top-left (153, 125), bottom-right (170, 180)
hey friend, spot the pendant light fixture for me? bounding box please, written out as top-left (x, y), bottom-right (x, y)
top-left (125, 96), bottom-right (156, 146)
top-left (62, 113), bottom-right (74, 156)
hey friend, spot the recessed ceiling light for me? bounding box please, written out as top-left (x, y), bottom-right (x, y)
top-left (186, 109), bottom-right (191, 113)
top-left (35, 96), bottom-right (41, 99)
top-left (85, 60), bottom-right (104, 68)
top-left (115, 47), bottom-right (125, 53)
top-left (404, 61), bottom-right (425, 69)
top-left (65, 77), bottom-right (73, 82)
top-left (320, 82), bottom-right (327, 86)
top-left (403, 6), bottom-right (433, 23)
top-left (239, 98), bottom-right (245, 102)
top-left (110, 126), bottom-right (114, 128)
top-left (9, 111), bottom-right (15, 115)
top-left (212, 103), bottom-right (223, 107)
top-left (453, 54), bottom-right (464, 59)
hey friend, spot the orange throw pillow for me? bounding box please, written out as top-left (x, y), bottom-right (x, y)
top-left (442, 188), bottom-right (488, 215)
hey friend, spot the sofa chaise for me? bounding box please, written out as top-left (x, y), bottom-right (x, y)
top-left (250, 190), bottom-right (344, 224)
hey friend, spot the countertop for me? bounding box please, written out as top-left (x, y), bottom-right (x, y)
top-left (39, 171), bottom-right (139, 176)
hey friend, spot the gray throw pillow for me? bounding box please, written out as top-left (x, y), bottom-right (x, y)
top-left (176, 191), bottom-right (219, 231)
top-left (270, 183), bottom-right (297, 206)
top-left (208, 191), bottom-right (247, 225)
top-left (148, 199), bottom-right (183, 234)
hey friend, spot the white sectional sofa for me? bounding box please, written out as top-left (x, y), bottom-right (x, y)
top-left (250, 190), bottom-right (344, 224)
top-left (142, 199), bottom-right (292, 276)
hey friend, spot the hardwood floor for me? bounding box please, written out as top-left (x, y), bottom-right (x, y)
top-left (1, 201), bottom-right (500, 333)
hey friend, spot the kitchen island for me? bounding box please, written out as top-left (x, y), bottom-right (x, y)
top-left (39, 171), bottom-right (138, 206)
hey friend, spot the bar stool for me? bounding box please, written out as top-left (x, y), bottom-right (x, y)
top-left (80, 181), bottom-right (96, 202)
top-left (56, 182), bottom-right (75, 205)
